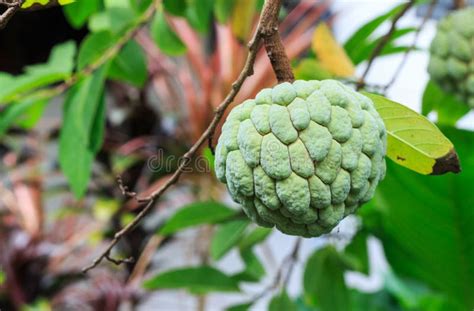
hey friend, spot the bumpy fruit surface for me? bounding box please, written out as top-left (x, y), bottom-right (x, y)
top-left (428, 7), bottom-right (474, 108)
top-left (215, 80), bottom-right (387, 237)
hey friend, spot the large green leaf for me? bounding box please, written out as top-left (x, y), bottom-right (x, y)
top-left (422, 80), bottom-right (470, 126)
top-left (150, 10), bottom-right (187, 56)
top-left (368, 127), bottom-right (474, 310)
top-left (159, 201), bottom-right (237, 235)
top-left (59, 66), bottom-right (108, 198)
top-left (364, 92), bottom-right (460, 175)
top-left (269, 290), bottom-right (298, 311)
top-left (108, 40), bottom-right (147, 87)
top-left (303, 246), bottom-right (353, 311)
top-left (0, 41), bottom-right (76, 104)
top-left (143, 266), bottom-right (240, 293)
top-left (211, 219), bottom-right (249, 260)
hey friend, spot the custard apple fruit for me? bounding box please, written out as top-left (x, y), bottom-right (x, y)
top-left (428, 7), bottom-right (474, 108)
top-left (215, 80), bottom-right (387, 237)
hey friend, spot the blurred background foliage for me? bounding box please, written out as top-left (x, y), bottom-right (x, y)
top-left (0, 0), bottom-right (473, 310)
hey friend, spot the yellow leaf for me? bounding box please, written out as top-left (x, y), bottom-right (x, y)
top-left (312, 23), bottom-right (355, 78)
top-left (22, 0), bottom-right (74, 8)
top-left (231, 0), bottom-right (257, 42)
top-left (364, 92), bottom-right (460, 175)
top-left (58, 0), bottom-right (75, 5)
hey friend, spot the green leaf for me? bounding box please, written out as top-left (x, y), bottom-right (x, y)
top-left (344, 230), bottom-right (369, 275)
top-left (269, 290), bottom-right (298, 311)
top-left (108, 40), bottom-right (147, 87)
top-left (163, 0), bottom-right (187, 16)
top-left (89, 1), bottom-right (136, 33)
top-left (363, 92), bottom-right (460, 175)
top-left (238, 227), bottom-right (272, 251)
top-left (422, 80), bottom-right (470, 126)
top-left (214, 0), bottom-right (237, 24)
top-left (344, 4), bottom-right (404, 62)
top-left (143, 266), bottom-right (240, 293)
top-left (59, 66), bottom-right (108, 198)
top-left (225, 302), bottom-right (253, 311)
top-left (211, 219), bottom-right (249, 260)
top-left (186, 0), bottom-right (214, 33)
top-left (0, 98), bottom-right (48, 137)
top-left (233, 248), bottom-right (265, 282)
top-left (63, 0), bottom-right (101, 29)
top-left (0, 41), bottom-right (76, 104)
top-left (77, 31), bottom-right (116, 70)
top-left (350, 27), bottom-right (417, 65)
top-left (159, 201), bottom-right (237, 235)
top-left (293, 59), bottom-right (333, 81)
top-left (368, 127), bottom-right (474, 310)
top-left (150, 10), bottom-right (187, 56)
top-left (303, 246), bottom-right (352, 311)
top-left (0, 270), bottom-right (5, 285)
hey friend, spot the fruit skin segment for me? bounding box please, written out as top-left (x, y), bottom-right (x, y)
top-left (215, 80), bottom-right (387, 237)
top-left (428, 7), bottom-right (474, 108)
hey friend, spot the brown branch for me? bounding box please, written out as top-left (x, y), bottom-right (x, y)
top-left (0, 0), bottom-right (23, 29)
top-left (453, 0), bottom-right (466, 9)
top-left (356, 0), bottom-right (416, 90)
top-left (83, 0), bottom-right (294, 273)
top-left (382, 0), bottom-right (437, 93)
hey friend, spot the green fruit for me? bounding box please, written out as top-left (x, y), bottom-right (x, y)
top-left (215, 80), bottom-right (387, 237)
top-left (428, 7), bottom-right (474, 108)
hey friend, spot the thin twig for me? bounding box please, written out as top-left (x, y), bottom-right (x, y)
top-left (0, 0), bottom-right (158, 105)
top-left (0, 0), bottom-right (22, 29)
top-left (356, 0), bottom-right (416, 90)
top-left (251, 238), bottom-right (302, 301)
top-left (382, 0), bottom-right (437, 93)
top-left (83, 0), bottom-right (294, 273)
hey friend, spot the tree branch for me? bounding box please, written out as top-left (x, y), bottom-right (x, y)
top-left (382, 0), bottom-right (437, 93)
top-left (357, 0), bottom-right (415, 90)
top-left (0, 0), bottom-right (23, 29)
top-left (83, 0), bottom-right (294, 273)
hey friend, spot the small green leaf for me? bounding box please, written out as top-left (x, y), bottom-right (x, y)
top-left (0, 41), bottom-right (76, 104)
top-left (211, 219), bottom-right (249, 260)
top-left (143, 266), bottom-right (240, 293)
top-left (293, 59), bottom-right (333, 81)
top-left (269, 290), bottom-right (298, 311)
top-left (186, 0), bottom-right (214, 33)
top-left (89, 8), bottom-right (136, 34)
top-left (59, 66), bottom-right (108, 198)
top-left (0, 270), bottom-right (5, 285)
top-left (77, 31), bottom-right (116, 70)
top-left (225, 302), bottom-right (253, 311)
top-left (163, 0), bottom-right (187, 16)
top-left (108, 40), bottom-right (147, 87)
top-left (0, 98), bottom-right (48, 137)
top-left (363, 92), bottom-right (460, 175)
top-left (214, 0), bottom-right (237, 24)
top-left (239, 227), bottom-right (272, 251)
top-left (422, 80), bottom-right (470, 126)
top-left (304, 246), bottom-right (353, 311)
top-left (63, 0), bottom-right (101, 29)
top-left (233, 248), bottom-right (265, 282)
top-left (159, 202), bottom-right (237, 235)
top-left (344, 230), bottom-right (369, 275)
top-left (151, 10), bottom-right (187, 56)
